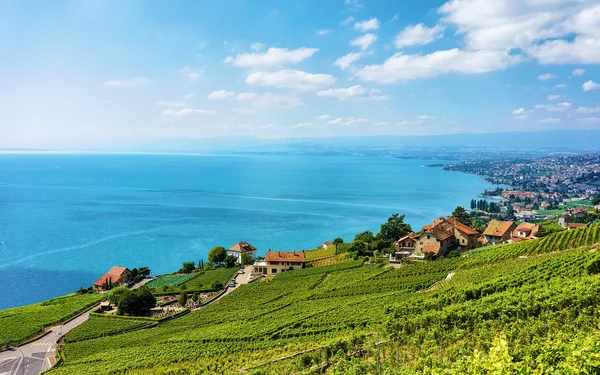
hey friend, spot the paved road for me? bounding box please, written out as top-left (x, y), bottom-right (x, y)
top-left (0, 308), bottom-right (93, 375)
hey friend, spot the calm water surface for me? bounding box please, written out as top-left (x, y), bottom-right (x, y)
top-left (0, 154), bottom-right (495, 309)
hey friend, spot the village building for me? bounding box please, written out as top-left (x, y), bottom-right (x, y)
top-left (567, 223), bottom-right (586, 230)
top-left (483, 220), bottom-right (516, 244)
top-left (512, 222), bottom-right (544, 241)
top-left (94, 266), bottom-right (132, 291)
top-left (253, 251), bottom-right (305, 276)
top-left (228, 241), bottom-right (257, 263)
top-left (572, 205), bottom-right (588, 218)
top-left (321, 241), bottom-right (333, 249)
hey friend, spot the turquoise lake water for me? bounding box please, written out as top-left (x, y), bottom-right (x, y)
top-left (0, 154), bottom-right (495, 309)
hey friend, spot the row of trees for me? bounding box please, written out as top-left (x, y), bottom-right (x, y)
top-left (469, 199), bottom-right (501, 213)
top-left (177, 246), bottom-right (252, 275)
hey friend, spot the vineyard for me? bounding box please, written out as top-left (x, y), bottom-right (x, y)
top-left (64, 317), bottom-right (153, 343)
top-left (303, 247), bottom-right (336, 261)
top-left (0, 293), bottom-right (102, 345)
top-left (45, 225), bottom-right (600, 374)
top-left (145, 273), bottom-right (198, 289)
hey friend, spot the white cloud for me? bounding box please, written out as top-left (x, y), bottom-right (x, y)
top-left (341, 16), bottom-right (355, 25)
top-left (355, 49), bottom-right (520, 83)
top-left (512, 108), bottom-right (526, 115)
top-left (236, 93), bottom-right (258, 100)
top-left (583, 80), bottom-right (600, 91)
top-left (514, 115), bottom-right (529, 120)
top-left (317, 114), bottom-right (331, 120)
top-left (553, 84), bottom-right (568, 89)
top-left (156, 100), bottom-right (186, 107)
top-left (333, 52), bottom-right (367, 70)
top-left (578, 117), bottom-right (600, 124)
top-left (246, 69), bottom-right (336, 91)
top-left (576, 106), bottom-right (600, 114)
top-left (572, 68), bottom-right (585, 76)
top-left (354, 18), bottom-right (380, 32)
top-left (179, 66), bottom-right (203, 81)
top-left (395, 23), bottom-right (445, 48)
top-left (341, 117), bottom-right (368, 126)
top-left (350, 33), bottom-right (377, 51)
top-left (208, 90), bottom-right (235, 100)
top-left (327, 118), bottom-right (343, 125)
top-left (161, 108), bottom-right (216, 117)
top-left (536, 118), bottom-right (560, 123)
top-left (250, 43), bottom-right (264, 52)
top-left (183, 93), bottom-right (194, 99)
top-left (547, 94), bottom-right (563, 101)
top-left (416, 115), bottom-right (436, 120)
top-left (317, 29), bottom-right (333, 36)
top-left (534, 102), bottom-right (572, 111)
top-left (224, 47), bottom-right (319, 68)
top-left (105, 77), bottom-right (150, 87)
top-left (316, 85), bottom-right (388, 101)
top-left (538, 73), bottom-right (557, 81)
top-left (291, 122), bottom-right (313, 128)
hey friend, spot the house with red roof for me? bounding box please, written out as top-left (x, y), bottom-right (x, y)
top-left (253, 251), bottom-right (305, 276)
top-left (512, 222), bottom-right (544, 241)
top-left (483, 220), bottom-right (517, 244)
top-left (228, 241), bottom-right (257, 263)
top-left (94, 266), bottom-right (132, 291)
top-left (409, 217), bottom-right (480, 258)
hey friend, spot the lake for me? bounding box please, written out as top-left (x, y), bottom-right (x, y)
top-left (0, 154), bottom-right (495, 309)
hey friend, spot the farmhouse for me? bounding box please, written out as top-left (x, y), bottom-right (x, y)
top-left (94, 266), bottom-right (132, 291)
top-left (253, 251), bottom-right (305, 276)
top-left (321, 241), bottom-right (333, 249)
top-left (483, 220), bottom-right (516, 244)
top-left (228, 241), bottom-right (257, 263)
top-left (512, 222), bottom-right (544, 241)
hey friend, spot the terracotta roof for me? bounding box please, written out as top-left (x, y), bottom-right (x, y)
top-left (573, 205), bottom-right (588, 214)
top-left (265, 251), bottom-right (305, 263)
top-left (422, 217), bottom-right (444, 231)
top-left (397, 233), bottom-right (417, 243)
top-left (228, 241), bottom-right (257, 253)
top-left (446, 217), bottom-right (479, 235)
top-left (431, 226), bottom-right (453, 241)
top-left (323, 241), bottom-right (333, 246)
top-left (515, 222), bottom-right (536, 234)
top-left (483, 220), bottom-right (515, 237)
top-left (567, 223), bottom-right (586, 229)
top-left (94, 266), bottom-right (130, 286)
top-left (422, 245), bottom-right (440, 255)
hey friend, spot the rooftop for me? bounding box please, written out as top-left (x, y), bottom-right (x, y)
top-left (265, 251), bottom-right (305, 263)
top-left (229, 241), bottom-right (257, 253)
top-left (483, 220), bottom-right (515, 237)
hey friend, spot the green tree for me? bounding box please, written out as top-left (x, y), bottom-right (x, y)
top-left (212, 281), bottom-right (224, 290)
top-left (240, 253), bottom-right (252, 266)
top-left (179, 261), bottom-right (195, 274)
top-left (138, 266), bottom-right (151, 278)
top-left (452, 206), bottom-right (470, 225)
top-left (208, 246), bottom-right (227, 265)
top-left (333, 237), bottom-right (344, 244)
top-left (192, 292), bottom-right (199, 303)
top-left (224, 254), bottom-right (237, 268)
top-left (107, 286), bottom-right (129, 305)
top-left (506, 204), bottom-right (515, 220)
top-left (178, 292), bottom-right (188, 307)
top-left (117, 287), bottom-right (156, 316)
top-left (349, 241), bottom-right (369, 256)
top-left (379, 213), bottom-right (412, 241)
top-left (354, 231), bottom-right (375, 243)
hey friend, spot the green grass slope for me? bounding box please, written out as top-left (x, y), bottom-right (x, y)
top-left (47, 225), bottom-right (600, 375)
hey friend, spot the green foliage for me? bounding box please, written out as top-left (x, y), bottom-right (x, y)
top-left (0, 293), bottom-right (102, 345)
top-left (304, 247), bottom-right (336, 261)
top-left (208, 246), bottom-right (227, 264)
top-left (212, 281), bottom-right (224, 290)
top-left (241, 253), bottom-right (252, 266)
top-left (452, 206), bottom-right (470, 225)
top-left (354, 231), bottom-right (375, 243)
top-left (179, 261), bottom-right (196, 274)
top-left (151, 268), bottom-right (237, 294)
top-left (378, 213), bottom-right (412, 241)
top-left (107, 286), bottom-right (129, 305)
top-left (333, 237), bottom-right (344, 244)
top-left (178, 292), bottom-right (188, 307)
top-left (117, 287), bottom-right (156, 316)
top-left (64, 317), bottom-right (151, 343)
top-left (586, 255), bottom-right (600, 275)
top-left (224, 254), bottom-right (238, 268)
top-left (45, 225), bottom-right (600, 375)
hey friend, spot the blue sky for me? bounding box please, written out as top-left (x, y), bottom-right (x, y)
top-left (1, 0), bottom-right (600, 148)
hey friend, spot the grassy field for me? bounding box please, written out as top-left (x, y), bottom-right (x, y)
top-left (148, 268), bottom-right (237, 294)
top-left (64, 317), bottom-right (153, 343)
top-left (0, 293), bottom-right (102, 345)
top-left (44, 225), bottom-right (600, 374)
top-left (145, 273), bottom-right (198, 289)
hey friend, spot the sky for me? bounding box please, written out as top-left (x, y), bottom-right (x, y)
top-left (1, 0), bottom-right (600, 149)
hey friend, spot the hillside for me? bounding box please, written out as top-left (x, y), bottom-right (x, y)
top-left (47, 225), bottom-right (600, 374)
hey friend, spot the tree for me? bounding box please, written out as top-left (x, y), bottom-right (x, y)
top-left (506, 205), bottom-right (515, 220)
top-left (208, 246), bottom-right (227, 265)
top-left (333, 237), bottom-right (344, 244)
top-left (212, 281), bottom-right (224, 290)
top-left (178, 292), bottom-right (188, 307)
top-left (107, 286), bottom-right (129, 305)
top-left (240, 253), bottom-right (252, 266)
top-left (452, 206), bottom-right (470, 225)
top-left (349, 241), bottom-right (369, 256)
top-left (179, 261), bottom-right (195, 274)
top-left (354, 231), bottom-right (375, 243)
top-left (117, 287), bottom-right (156, 316)
top-left (224, 254), bottom-right (237, 268)
top-left (192, 292), bottom-right (199, 303)
top-left (138, 266), bottom-right (151, 278)
top-left (470, 199), bottom-right (476, 210)
top-left (130, 268), bottom-right (139, 280)
top-left (379, 214), bottom-right (412, 241)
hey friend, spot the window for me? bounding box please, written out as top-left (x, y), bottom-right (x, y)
top-left (427, 235), bottom-right (430, 240)
top-left (271, 269), bottom-right (277, 274)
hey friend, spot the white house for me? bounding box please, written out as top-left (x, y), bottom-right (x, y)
top-left (228, 242), bottom-right (257, 263)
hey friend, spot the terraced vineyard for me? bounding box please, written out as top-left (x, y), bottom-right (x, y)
top-left (303, 247), bottom-right (336, 261)
top-left (148, 268), bottom-right (237, 295)
top-left (0, 293), bottom-right (102, 345)
top-left (145, 273), bottom-right (198, 289)
top-left (64, 317), bottom-right (153, 343)
top-left (47, 225), bottom-right (600, 374)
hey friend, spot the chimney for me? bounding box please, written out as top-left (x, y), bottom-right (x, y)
top-left (278, 250), bottom-right (280, 256)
